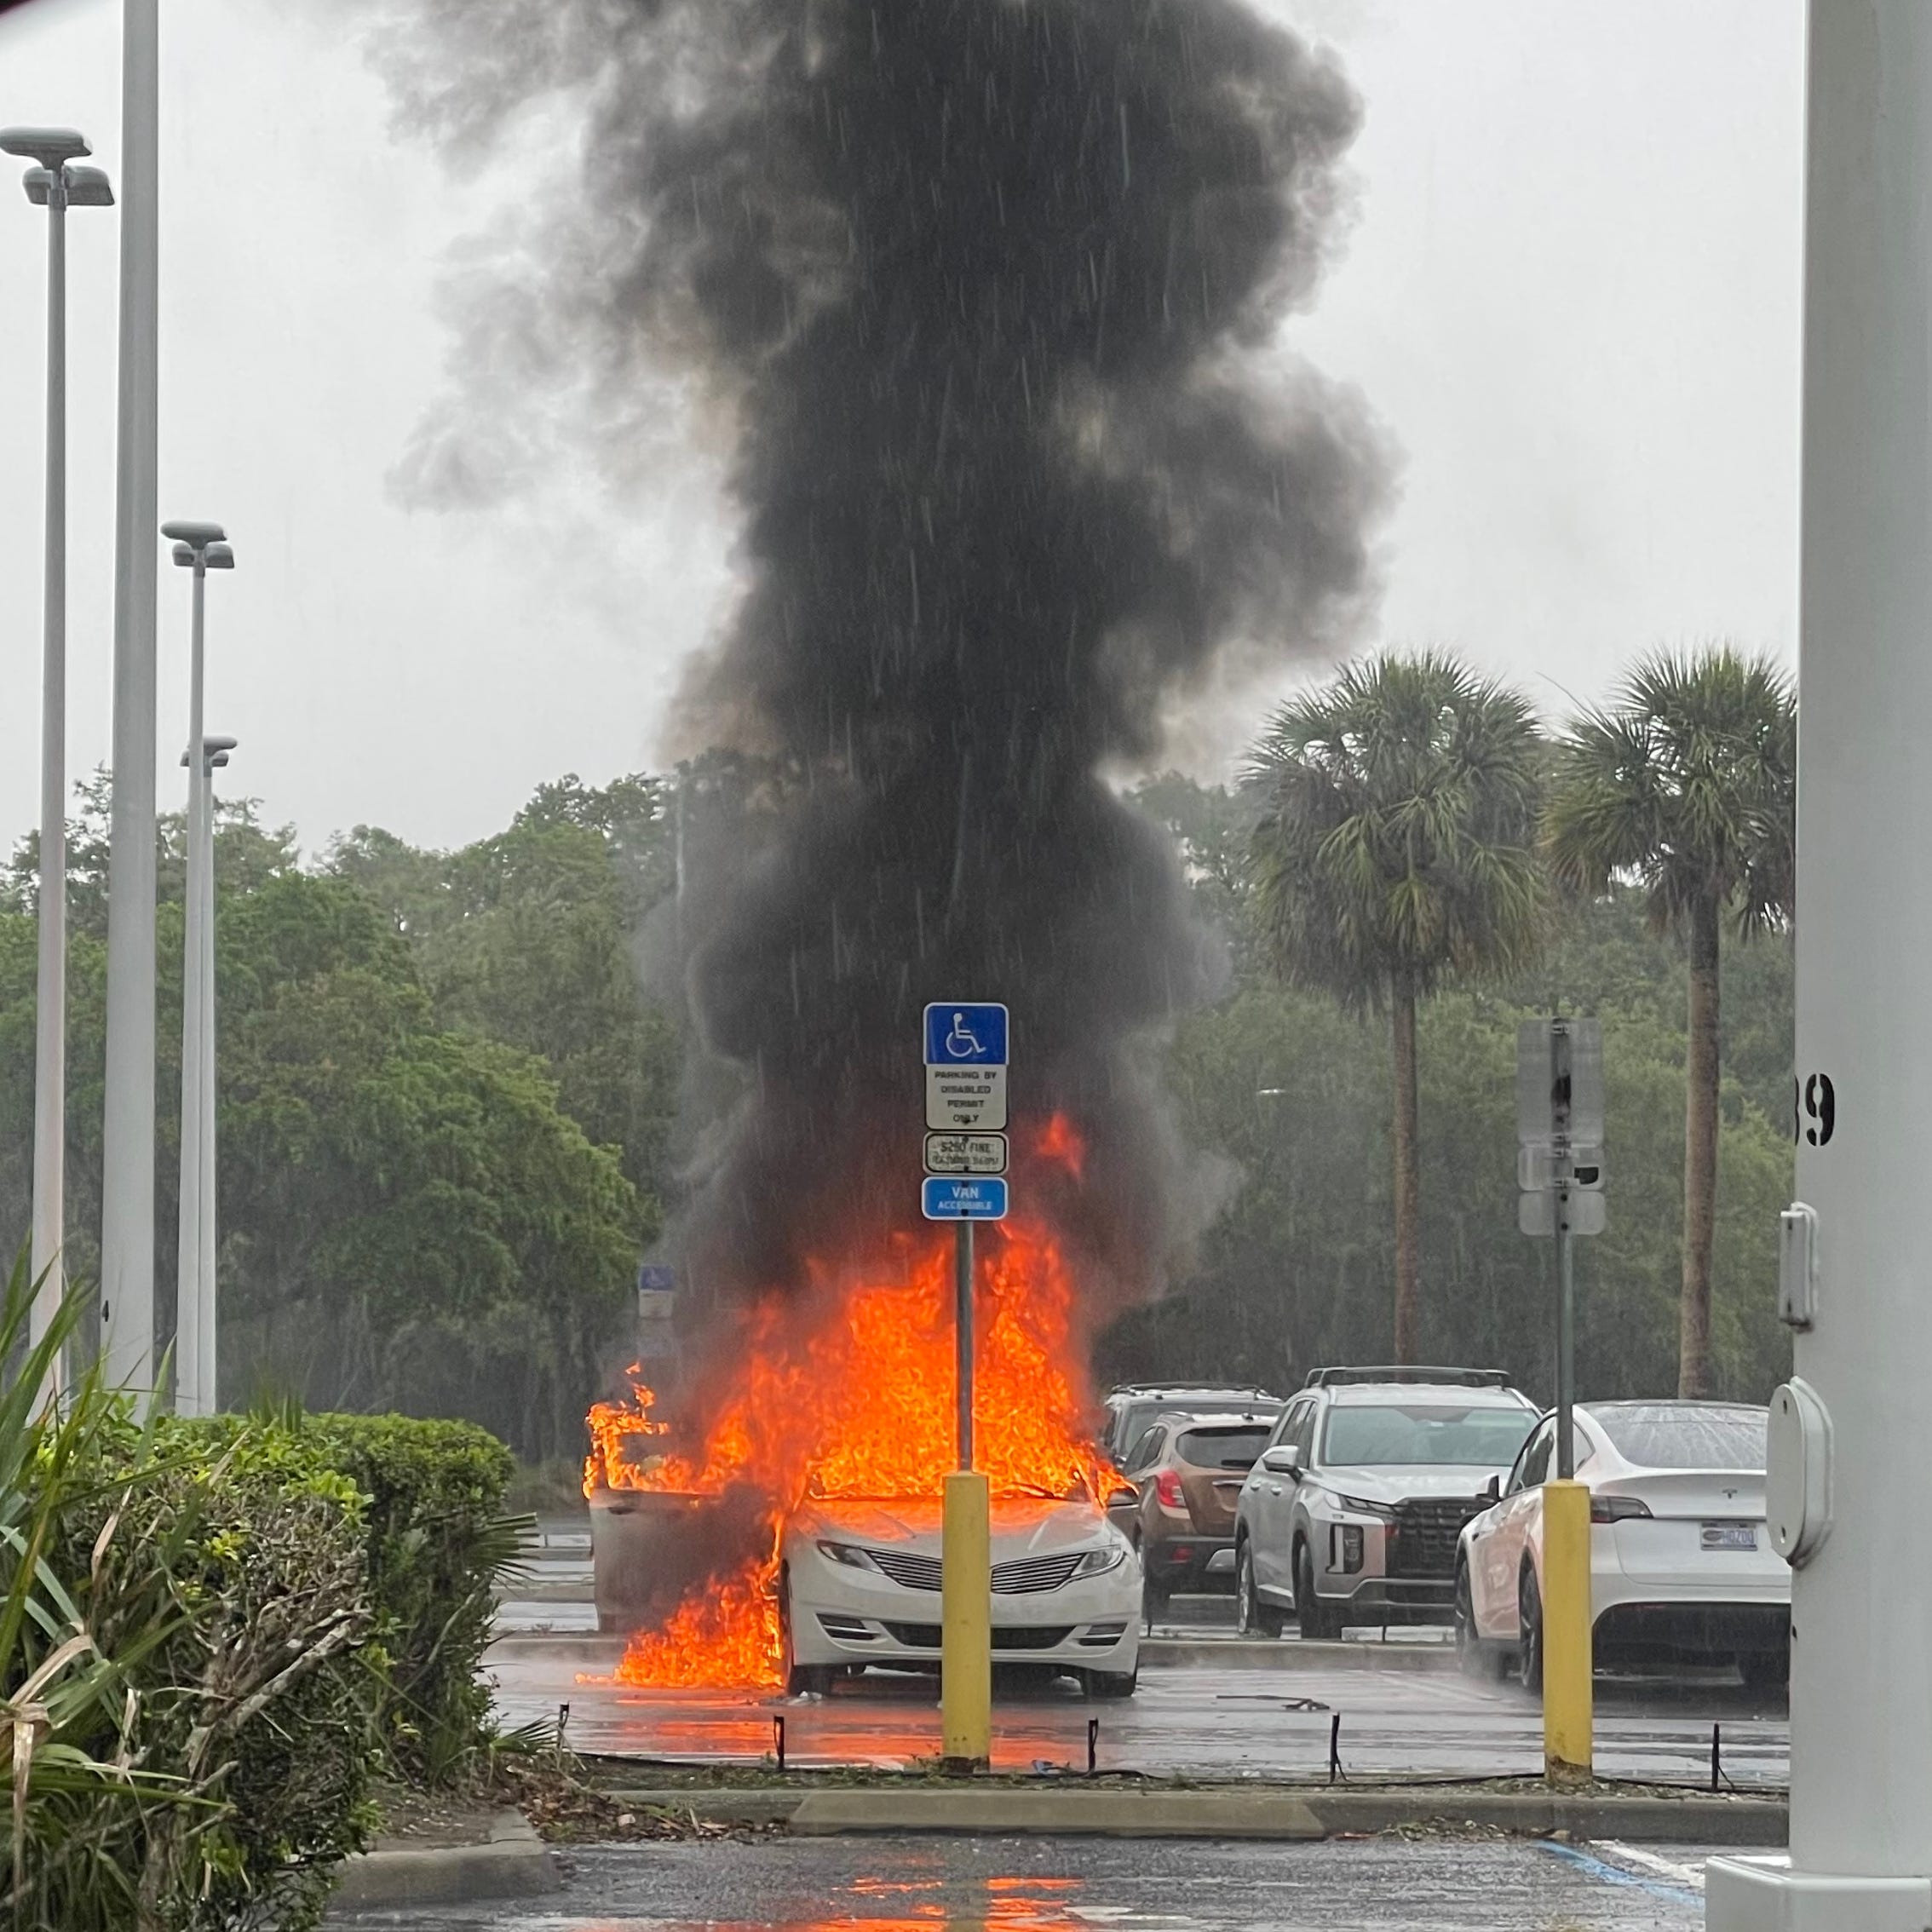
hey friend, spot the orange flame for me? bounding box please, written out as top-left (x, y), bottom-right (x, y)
top-left (589, 1159), bottom-right (1111, 1688)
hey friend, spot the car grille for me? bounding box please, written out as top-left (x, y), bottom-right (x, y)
top-left (882, 1624), bottom-right (1074, 1651)
top-left (1387, 1498), bottom-right (1485, 1579)
top-left (863, 1550), bottom-right (1084, 1595)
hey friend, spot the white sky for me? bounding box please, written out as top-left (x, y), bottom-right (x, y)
top-left (0, 0), bottom-right (1804, 857)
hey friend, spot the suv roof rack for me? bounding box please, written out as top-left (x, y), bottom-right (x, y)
top-left (1108, 1383), bottom-right (1279, 1398)
top-left (1303, 1366), bottom-right (1511, 1390)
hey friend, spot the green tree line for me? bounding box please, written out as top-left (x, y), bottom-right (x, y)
top-left (0, 773), bottom-right (681, 1460)
top-left (1113, 644), bottom-right (1796, 1407)
top-left (0, 645), bottom-right (1796, 1455)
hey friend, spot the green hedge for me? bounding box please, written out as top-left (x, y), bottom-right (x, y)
top-left (129, 1421), bottom-right (379, 1932)
top-left (301, 1415), bottom-right (517, 1782)
top-left (176, 1411), bottom-right (516, 1786)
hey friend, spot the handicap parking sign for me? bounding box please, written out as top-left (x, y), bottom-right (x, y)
top-left (923, 1002), bottom-right (1009, 1133)
top-left (924, 1003), bottom-right (1008, 1067)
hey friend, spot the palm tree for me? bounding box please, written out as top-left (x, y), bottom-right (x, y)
top-left (1545, 648), bottom-right (1795, 1397)
top-left (1245, 652), bottom-right (1546, 1360)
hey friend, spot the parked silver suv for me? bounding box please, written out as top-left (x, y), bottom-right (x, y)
top-left (1233, 1367), bottom-right (1538, 1638)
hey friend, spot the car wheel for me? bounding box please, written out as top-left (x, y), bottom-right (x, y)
top-left (1236, 1543), bottom-right (1285, 1639)
top-left (1455, 1561), bottom-right (1504, 1682)
top-left (1295, 1542), bottom-right (1339, 1642)
top-left (1084, 1665), bottom-right (1138, 1699)
top-left (779, 1571), bottom-right (831, 1698)
top-left (1516, 1562), bottom-right (1544, 1694)
top-left (1739, 1647), bottom-right (1790, 1693)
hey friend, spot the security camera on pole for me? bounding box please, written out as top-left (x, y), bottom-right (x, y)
top-left (1517, 1015), bottom-right (1605, 1782)
top-left (922, 1001), bottom-right (1009, 1774)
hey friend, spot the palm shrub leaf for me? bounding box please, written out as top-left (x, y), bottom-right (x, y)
top-left (1545, 647), bottom-right (1796, 1395)
top-left (1245, 651), bottom-right (1546, 1358)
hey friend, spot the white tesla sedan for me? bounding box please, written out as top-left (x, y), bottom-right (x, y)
top-left (1454, 1400), bottom-right (1790, 1691)
top-left (779, 1490), bottom-right (1141, 1697)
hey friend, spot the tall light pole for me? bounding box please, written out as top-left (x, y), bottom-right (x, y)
top-left (0, 128), bottom-right (112, 1360)
top-left (101, 0), bottom-right (161, 1394)
top-left (179, 731), bottom-right (233, 1418)
top-left (199, 736), bottom-right (233, 1414)
top-left (1706, 5), bottom-right (1932, 1925)
top-left (163, 526), bottom-right (228, 1417)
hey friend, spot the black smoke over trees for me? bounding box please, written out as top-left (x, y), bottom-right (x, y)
top-left (375, 0), bottom-right (1390, 1331)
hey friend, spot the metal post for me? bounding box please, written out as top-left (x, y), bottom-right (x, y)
top-left (174, 568), bottom-right (205, 1415)
top-left (1549, 1021), bottom-right (1577, 1479)
top-left (1709, 5), bottom-right (1932, 1922)
top-left (1542, 1017), bottom-right (1592, 1780)
top-left (197, 745), bottom-right (219, 1412)
top-left (30, 170), bottom-right (69, 1356)
top-left (955, 1219), bottom-right (975, 1469)
top-left (101, 0), bottom-right (161, 1395)
top-left (940, 1216), bottom-right (989, 1770)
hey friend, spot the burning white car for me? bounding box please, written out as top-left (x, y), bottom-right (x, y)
top-left (779, 1491), bottom-right (1142, 1697)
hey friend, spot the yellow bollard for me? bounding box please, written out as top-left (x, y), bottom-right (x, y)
top-left (1540, 1477), bottom-right (1594, 1781)
top-left (940, 1469), bottom-right (991, 1770)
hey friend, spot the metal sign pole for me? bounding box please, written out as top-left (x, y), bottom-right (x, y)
top-left (955, 1219), bottom-right (974, 1471)
top-left (1551, 1021), bottom-right (1576, 1481)
top-left (925, 1000), bottom-right (1003, 1774)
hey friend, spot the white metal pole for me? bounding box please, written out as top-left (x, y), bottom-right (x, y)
top-left (173, 570), bottom-right (205, 1417)
top-left (1707, 3), bottom-right (1932, 1924)
top-left (197, 745), bottom-right (218, 1412)
top-left (29, 168), bottom-right (69, 1358)
top-left (101, 0), bottom-right (160, 1395)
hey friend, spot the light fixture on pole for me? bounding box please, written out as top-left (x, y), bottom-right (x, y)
top-left (1, 127), bottom-right (113, 1366)
top-left (164, 525), bottom-right (229, 1417)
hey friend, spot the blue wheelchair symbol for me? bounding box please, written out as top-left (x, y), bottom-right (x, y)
top-left (924, 1003), bottom-right (1008, 1067)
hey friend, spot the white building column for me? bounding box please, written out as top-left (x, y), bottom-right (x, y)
top-left (1708, 3), bottom-right (1932, 1924)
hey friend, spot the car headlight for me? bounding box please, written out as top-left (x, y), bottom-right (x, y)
top-left (815, 1540), bottom-right (880, 1572)
top-left (1329, 1493), bottom-right (1395, 1520)
top-left (1072, 1544), bottom-right (1127, 1578)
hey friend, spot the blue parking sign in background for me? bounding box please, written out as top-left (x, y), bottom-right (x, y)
top-left (922, 1176), bottom-right (1009, 1221)
top-left (924, 1003), bottom-right (1009, 1067)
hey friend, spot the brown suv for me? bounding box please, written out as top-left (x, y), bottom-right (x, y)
top-left (1113, 1412), bottom-right (1279, 1617)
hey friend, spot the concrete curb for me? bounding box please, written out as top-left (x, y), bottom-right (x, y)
top-left (1141, 1637), bottom-right (1455, 1671)
top-left (791, 1788), bottom-right (1326, 1838)
top-left (603, 1784), bottom-right (1786, 1846)
top-left (330, 1809), bottom-right (559, 1911)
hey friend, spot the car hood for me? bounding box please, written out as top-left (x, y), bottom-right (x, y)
top-left (1312, 1465), bottom-right (1507, 1504)
top-left (788, 1498), bottom-right (1112, 1560)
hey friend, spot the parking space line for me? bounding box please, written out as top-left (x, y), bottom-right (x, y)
top-left (1536, 1839), bottom-right (1703, 1906)
top-left (1591, 1842), bottom-right (1706, 1891)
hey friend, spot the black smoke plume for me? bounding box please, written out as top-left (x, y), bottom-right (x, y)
top-left (382, 0), bottom-right (1388, 1327)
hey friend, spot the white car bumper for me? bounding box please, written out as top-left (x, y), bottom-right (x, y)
top-left (785, 1544), bottom-right (1141, 1674)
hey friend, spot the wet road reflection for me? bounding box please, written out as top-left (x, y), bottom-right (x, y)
top-left (495, 1643), bottom-right (1788, 1786)
top-left (331, 1833), bottom-right (1714, 1929)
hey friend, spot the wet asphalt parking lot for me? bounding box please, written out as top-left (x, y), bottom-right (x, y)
top-left (490, 1638), bottom-right (1788, 1788)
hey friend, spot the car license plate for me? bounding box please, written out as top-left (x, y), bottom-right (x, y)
top-left (1701, 1523), bottom-right (1757, 1550)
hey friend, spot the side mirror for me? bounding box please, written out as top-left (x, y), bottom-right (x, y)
top-left (1481, 1475), bottom-right (1501, 1505)
top-left (1107, 1484), bottom-right (1138, 1509)
top-left (1260, 1446), bottom-right (1303, 1478)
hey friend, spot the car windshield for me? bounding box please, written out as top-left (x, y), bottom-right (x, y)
top-left (1590, 1405), bottom-right (1768, 1471)
top-left (1321, 1403), bottom-right (1534, 1468)
top-left (1176, 1426), bottom-right (1271, 1470)
top-left (1117, 1397), bottom-right (1278, 1446)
